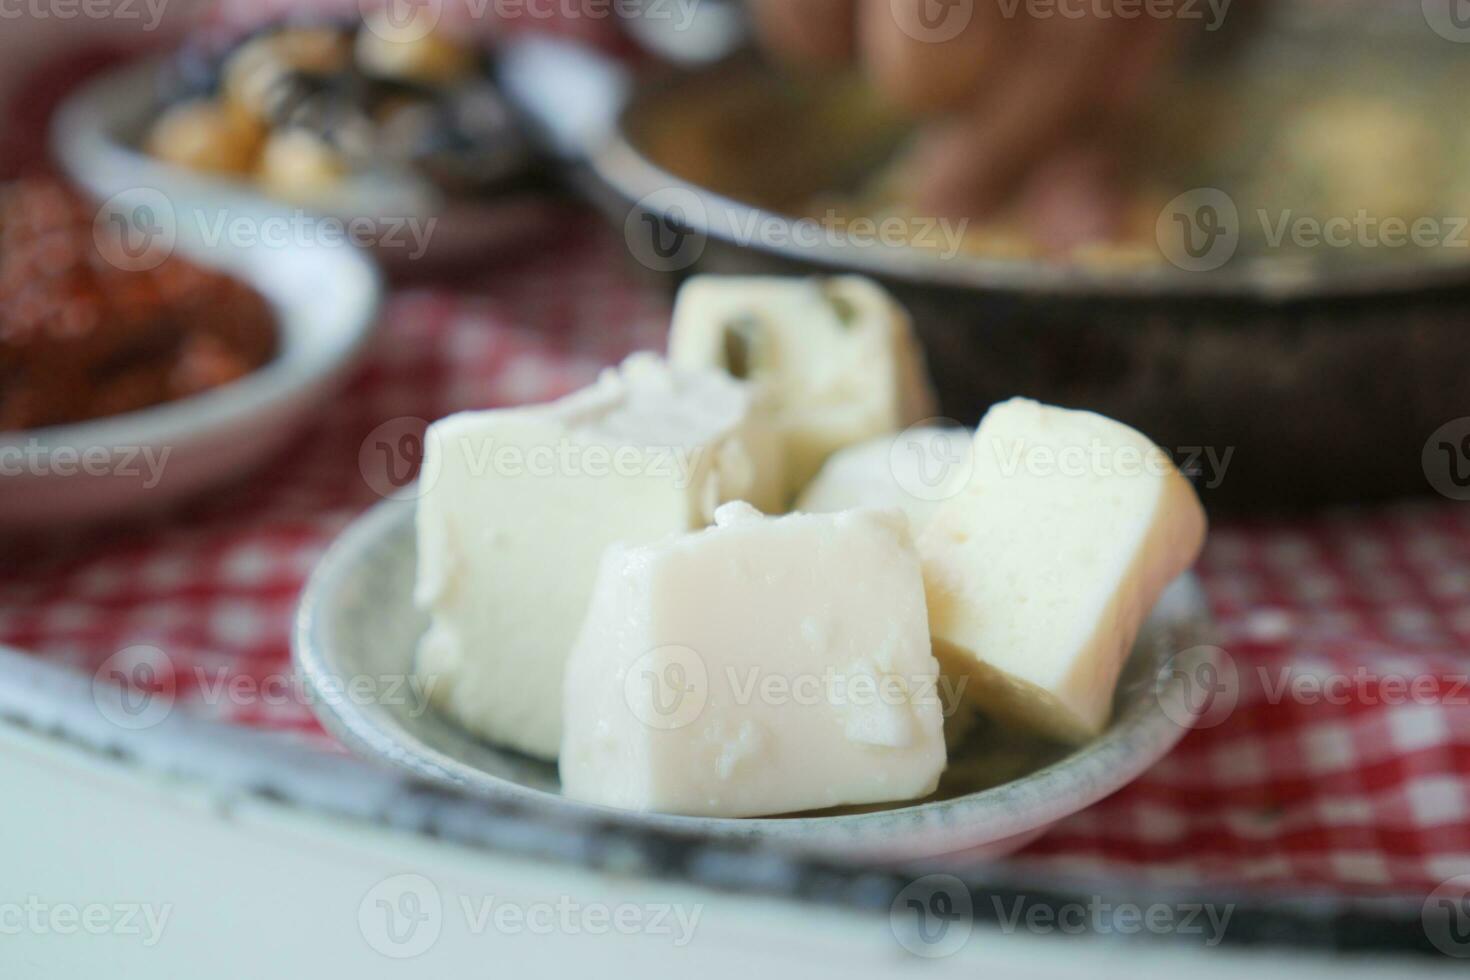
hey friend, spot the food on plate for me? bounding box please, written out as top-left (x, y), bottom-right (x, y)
top-left (148, 18), bottom-right (527, 202)
top-left (414, 354), bottom-right (783, 760)
top-left (145, 99), bottom-right (265, 176)
top-left (0, 180), bottom-right (278, 432)
top-left (1271, 96), bottom-right (1439, 226)
top-left (257, 129), bottom-right (347, 200)
top-left (355, 9), bottom-right (479, 85)
top-left (559, 502), bottom-right (946, 817)
top-left (221, 25), bottom-right (355, 120)
top-left (797, 427), bottom-right (971, 535)
top-left (918, 398), bottom-right (1207, 744)
top-left (746, 47), bottom-right (1468, 267)
top-left (668, 275), bottom-right (936, 498)
top-left (409, 274), bottom-right (1207, 815)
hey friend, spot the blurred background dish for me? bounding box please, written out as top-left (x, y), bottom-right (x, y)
top-left (1, 179), bottom-right (279, 432)
top-left (0, 182), bottom-right (380, 528)
top-left (54, 14), bottom-right (557, 275)
top-left (56, 5), bottom-right (1470, 511)
top-left (558, 6), bottom-right (1470, 511)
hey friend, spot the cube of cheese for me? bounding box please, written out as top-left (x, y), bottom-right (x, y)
top-left (668, 275), bottom-right (937, 499)
top-left (919, 399), bottom-right (1207, 744)
top-left (560, 502), bottom-right (947, 816)
top-left (797, 427), bottom-right (972, 535)
top-left (414, 355), bottom-right (783, 760)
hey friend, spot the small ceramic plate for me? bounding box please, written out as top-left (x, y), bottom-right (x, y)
top-left (295, 498), bottom-right (1218, 862)
top-left (0, 188), bottom-right (381, 528)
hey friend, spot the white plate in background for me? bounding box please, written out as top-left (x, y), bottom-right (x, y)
top-left (0, 185), bottom-right (382, 528)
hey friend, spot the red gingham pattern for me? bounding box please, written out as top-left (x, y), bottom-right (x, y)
top-left (5, 46), bottom-right (1469, 900)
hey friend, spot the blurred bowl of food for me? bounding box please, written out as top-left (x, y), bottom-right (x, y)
top-left (0, 179), bottom-right (381, 528)
top-left (52, 14), bottom-right (555, 274)
top-left (580, 9), bottom-right (1470, 510)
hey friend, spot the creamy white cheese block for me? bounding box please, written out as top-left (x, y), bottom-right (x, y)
top-left (560, 502), bottom-right (947, 816)
top-left (414, 354), bottom-right (783, 760)
top-left (668, 275), bottom-right (937, 499)
top-left (797, 427), bottom-right (972, 535)
top-left (919, 398), bottom-right (1207, 744)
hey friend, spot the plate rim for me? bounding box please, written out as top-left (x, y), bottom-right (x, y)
top-left (295, 497), bottom-right (1217, 855)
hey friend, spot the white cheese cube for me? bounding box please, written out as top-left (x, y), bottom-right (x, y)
top-left (560, 502), bottom-right (947, 816)
top-left (415, 355), bottom-right (783, 760)
top-left (919, 398), bottom-right (1207, 744)
top-left (668, 275), bottom-right (937, 498)
top-left (797, 427), bottom-right (972, 535)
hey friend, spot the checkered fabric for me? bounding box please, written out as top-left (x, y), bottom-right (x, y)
top-left (5, 44), bottom-right (1469, 900)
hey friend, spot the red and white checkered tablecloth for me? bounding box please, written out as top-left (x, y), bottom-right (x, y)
top-left (4, 45), bottom-right (1470, 903)
top-left (4, 216), bottom-right (1469, 897)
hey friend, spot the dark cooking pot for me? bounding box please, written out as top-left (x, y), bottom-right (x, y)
top-left (574, 11), bottom-right (1470, 512)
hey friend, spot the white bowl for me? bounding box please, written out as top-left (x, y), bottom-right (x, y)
top-left (0, 188), bottom-right (382, 528)
top-left (294, 498), bottom-right (1218, 863)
